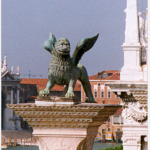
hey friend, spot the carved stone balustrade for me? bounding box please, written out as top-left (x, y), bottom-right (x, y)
top-left (7, 97), bottom-right (121, 150)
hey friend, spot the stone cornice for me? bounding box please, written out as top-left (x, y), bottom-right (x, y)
top-left (106, 82), bottom-right (147, 105)
top-left (7, 103), bottom-right (121, 128)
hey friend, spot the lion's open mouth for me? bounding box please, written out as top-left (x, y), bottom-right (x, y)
top-left (58, 49), bottom-right (70, 54)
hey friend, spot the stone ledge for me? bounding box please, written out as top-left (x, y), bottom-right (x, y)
top-left (7, 103), bottom-right (121, 129)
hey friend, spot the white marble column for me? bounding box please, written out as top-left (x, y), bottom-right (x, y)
top-left (121, 0), bottom-right (143, 81)
top-left (143, 8), bottom-right (148, 82)
top-left (10, 87), bottom-right (16, 130)
top-left (17, 85), bottom-right (20, 104)
top-left (143, 46), bottom-right (148, 81)
top-left (124, 0), bottom-right (139, 44)
top-left (10, 88), bottom-right (13, 104)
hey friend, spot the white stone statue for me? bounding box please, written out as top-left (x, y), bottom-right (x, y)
top-left (1, 55), bottom-right (7, 73)
top-left (11, 66), bottom-right (14, 74)
top-left (16, 66), bottom-right (20, 75)
top-left (138, 12), bottom-right (145, 45)
top-left (143, 8), bottom-right (148, 43)
top-left (124, 9), bottom-right (127, 37)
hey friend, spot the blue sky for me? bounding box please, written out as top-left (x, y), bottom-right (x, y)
top-left (1, 0), bottom-right (148, 78)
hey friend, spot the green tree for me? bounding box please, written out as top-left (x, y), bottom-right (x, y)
top-left (99, 144), bottom-right (123, 150)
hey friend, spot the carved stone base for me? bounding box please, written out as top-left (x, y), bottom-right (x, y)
top-left (7, 97), bottom-right (121, 150)
top-left (122, 125), bottom-right (147, 150)
top-left (34, 127), bottom-right (98, 150)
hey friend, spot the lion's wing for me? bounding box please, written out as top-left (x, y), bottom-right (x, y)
top-left (72, 33), bottom-right (99, 66)
top-left (44, 32), bottom-right (56, 54)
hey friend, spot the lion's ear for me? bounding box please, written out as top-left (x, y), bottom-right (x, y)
top-left (52, 42), bottom-right (55, 48)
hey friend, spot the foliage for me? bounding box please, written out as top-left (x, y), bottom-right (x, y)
top-left (99, 144), bottom-right (123, 150)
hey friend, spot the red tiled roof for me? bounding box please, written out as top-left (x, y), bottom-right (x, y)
top-left (89, 74), bottom-right (97, 80)
top-left (89, 70), bottom-right (120, 80)
top-left (114, 108), bottom-right (123, 115)
top-left (20, 78), bottom-right (81, 91)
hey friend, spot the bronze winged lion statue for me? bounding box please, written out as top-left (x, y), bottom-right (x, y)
top-left (39, 33), bottom-right (99, 103)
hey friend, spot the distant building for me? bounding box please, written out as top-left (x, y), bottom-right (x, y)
top-left (20, 78), bottom-right (81, 103)
top-left (1, 55), bottom-right (22, 130)
top-left (81, 70), bottom-right (121, 104)
top-left (81, 70), bottom-right (123, 142)
top-left (96, 108), bottom-right (123, 143)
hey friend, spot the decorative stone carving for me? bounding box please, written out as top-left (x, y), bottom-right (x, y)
top-left (37, 137), bottom-right (49, 150)
top-left (122, 102), bottom-right (147, 123)
top-left (122, 136), bottom-right (141, 144)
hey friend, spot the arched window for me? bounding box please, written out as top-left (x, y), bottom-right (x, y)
top-left (108, 117), bottom-right (110, 122)
top-left (101, 90), bottom-right (104, 98)
top-left (108, 91), bottom-right (111, 98)
top-left (94, 90), bottom-right (98, 98)
top-left (108, 128), bottom-right (111, 131)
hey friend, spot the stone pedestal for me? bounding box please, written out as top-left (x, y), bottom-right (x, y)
top-left (120, 0), bottom-right (143, 81)
top-left (122, 125), bottom-right (147, 150)
top-left (7, 97), bottom-right (121, 150)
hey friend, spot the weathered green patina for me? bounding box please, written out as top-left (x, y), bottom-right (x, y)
top-left (39, 33), bottom-right (99, 103)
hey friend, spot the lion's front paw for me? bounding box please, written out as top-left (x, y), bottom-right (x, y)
top-left (65, 91), bottom-right (75, 98)
top-left (39, 88), bottom-right (50, 96)
top-left (85, 98), bottom-right (97, 103)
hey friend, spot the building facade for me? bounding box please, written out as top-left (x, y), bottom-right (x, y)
top-left (81, 70), bottom-right (121, 105)
top-left (1, 55), bottom-right (22, 130)
top-left (97, 108), bottom-right (123, 143)
top-left (81, 70), bottom-right (123, 142)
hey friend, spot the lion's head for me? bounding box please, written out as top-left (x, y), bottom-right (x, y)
top-left (53, 38), bottom-right (70, 55)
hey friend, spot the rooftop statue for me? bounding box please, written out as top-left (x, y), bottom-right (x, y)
top-left (39, 33), bottom-right (99, 103)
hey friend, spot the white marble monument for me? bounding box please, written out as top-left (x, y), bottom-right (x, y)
top-left (120, 0), bottom-right (148, 82)
top-left (107, 0), bottom-right (148, 150)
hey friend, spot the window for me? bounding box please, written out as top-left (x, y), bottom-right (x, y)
top-left (108, 117), bottom-right (110, 122)
top-left (94, 91), bottom-right (98, 98)
top-left (116, 95), bottom-right (119, 98)
top-left (108, 128), bottom-right (111, 131)
top-left (98, 83), bottom-right (101, 86)
top-left (113, 116), bottom-right (124, 124)
top-left (108, 91), bottom-right (111, 98)
top-left (102, 129), bottom-right (106, 134)
top-left (84, 93), bottom-right (87, 98)
top-left (101, 91), bottom-right (104, 98)
top-left (117, 128), bottom-right (120, 131)
top-left (113, 116), bottom-right (120, 124)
